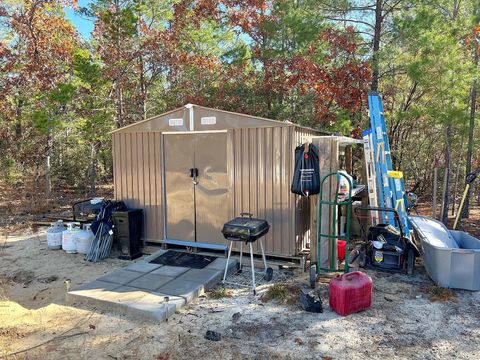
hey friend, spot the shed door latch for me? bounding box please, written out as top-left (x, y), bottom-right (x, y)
top-left (189, 168), bottom-right (198, 178)
top-left (189, 168), bottom-right (199, 184)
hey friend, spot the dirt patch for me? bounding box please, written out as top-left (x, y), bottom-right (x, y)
top-left (422, 285), bottom-right (458, 302)
top-left (261, 283), bottom-right (301, 305)
top-left (208, 286), bottom-right (233, 299)
top-left (1, 231), bottom-right (480, 359)
top-left (0, 327), bottom-right (27, 340)
top-left (8, 270), bottom-right (35, 285)
top-left (36, 275), bottom-right (58, 284)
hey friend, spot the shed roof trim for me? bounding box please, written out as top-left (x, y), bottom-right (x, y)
top-left (109, 104), bottom-right (324, 134)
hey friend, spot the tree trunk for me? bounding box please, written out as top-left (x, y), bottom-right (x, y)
top-left (89, 143), bottom-right (97, 197)
top-left (433, 163), bottom-right (438, 219)
top-left (114, 81), bottom-right (124, 128)
top-left (440, 125), bottom-right (451, 224)
top-left (452, 161), bottom-right (461, 216)
top-left (461, 45), bottom-right (478, 219)
top-left (15, 98), bottom-right (23, 137)
top-left (452, 136), bottom-right (465, 216)
top-left (139, 55), bottom-right (147, 120)
top-left (477, 184), bottom-right (480, 206)
top-left (45, 130), bottom-right (52, 198)
top-left (370, 0), bottom-right (382, 91)
top-left (114, 0), bottom-right (124, 128)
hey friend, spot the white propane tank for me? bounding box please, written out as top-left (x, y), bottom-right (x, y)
top-left (47, 220), bottom-right (65, 250)
top-left (62, 222), bottom-right (81, 254)
top-left (76, 223), bottom-right (94, 254)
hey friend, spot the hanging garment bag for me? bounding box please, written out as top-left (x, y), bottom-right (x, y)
top-left (291, 143), bottom-right (320, 196)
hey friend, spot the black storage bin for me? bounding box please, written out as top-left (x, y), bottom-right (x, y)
top-left (112, 209), bottom-right (143, 260)
top-left (367, 224), bottom-right (403, 270)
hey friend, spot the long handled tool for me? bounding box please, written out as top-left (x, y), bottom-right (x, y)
top-left (453, 170), bottom-right (479, 230)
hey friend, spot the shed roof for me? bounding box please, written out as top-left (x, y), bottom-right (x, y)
top-left (109, 103), bottom-right (326, 134)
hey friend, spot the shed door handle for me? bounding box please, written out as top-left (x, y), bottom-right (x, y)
top-left (189, 168), bottom-right (199, 178)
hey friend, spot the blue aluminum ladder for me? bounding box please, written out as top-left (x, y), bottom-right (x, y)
top-left (367, 91), bottom-right (411, 238)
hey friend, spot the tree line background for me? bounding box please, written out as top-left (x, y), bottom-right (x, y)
top-left (0, 0), bottom-right (479, 222)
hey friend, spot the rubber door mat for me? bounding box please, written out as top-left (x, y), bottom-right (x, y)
top-left (149, 250), bottom-right (216, 269)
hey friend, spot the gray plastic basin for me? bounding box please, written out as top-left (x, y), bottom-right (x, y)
top-left (409, 216), bottom-right (480, 291)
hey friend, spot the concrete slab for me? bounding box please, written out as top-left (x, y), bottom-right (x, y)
top-left (71, 280), bottom-right (119, 292)
top-left (142, 249), bottom-right (168, 262)
top-left (100, 286), bottom-right (149, 305)
top-left (155, 279), bottom-right (204, 302)
top-left (149, 292), bottom-right (186, 311)
top-left (97, 269), bottom-right (144, 285)
top-left (67, 251), bottom-right (238, 323)
top-left (67, 291), bottom-right (124, 313)
top-left (127, 293), bottom-right (179, 321)
top-left (126, 273), bottom-right (174, 291)
top-left (206, 257), bottom-right (230, 271)
top-left (67, 281), bottom-right (126, 312)
top-left (125, 262), bottom-right (162, 273)
top-left (175, 268), bottom-right (222, 289)
top-left (151, 265), bottom-right (190, 277)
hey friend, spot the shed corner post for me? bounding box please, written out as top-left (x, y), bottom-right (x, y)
top-left (185, 103), bottom-right (194, 131)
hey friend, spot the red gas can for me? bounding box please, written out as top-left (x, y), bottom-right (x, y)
top-left (329, 271), bottom-right (372, 316)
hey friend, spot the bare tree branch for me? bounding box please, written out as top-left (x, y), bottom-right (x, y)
top-left (382, 0), bottom-right (404, 18)
top-left (322, 16), bottom-right (376, 30)
top-left (317, 1), bottom-right (376, 12)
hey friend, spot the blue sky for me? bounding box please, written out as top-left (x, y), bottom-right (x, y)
top-left (65, 0), bottom-right (94, 39)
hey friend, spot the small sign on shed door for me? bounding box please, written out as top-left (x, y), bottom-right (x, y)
top-left (200, 116), bottom-right (216, 125)
top-left (169, 118), bottom-right (183, 126)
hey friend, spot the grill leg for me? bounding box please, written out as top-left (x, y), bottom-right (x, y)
top-left (259, 238), bottom-right (267, 272)
top-left (239, 241), bottom-right (243, 271)
top-left (249, 242), bottom-right (256, 294)
top-left (223, 241), bottom-right (233, 283)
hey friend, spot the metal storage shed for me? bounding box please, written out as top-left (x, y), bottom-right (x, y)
top-left (110, 104), bottom-right (324, 260)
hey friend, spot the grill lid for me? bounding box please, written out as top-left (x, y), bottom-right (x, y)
top-left (221, 217), bottom-right (269, 241)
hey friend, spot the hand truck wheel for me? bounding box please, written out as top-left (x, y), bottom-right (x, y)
top-left (265, 267), bottom-right (273, 281)
top-left (358, 249), bottom-right (367, 268)
top-left (310, 264), bottom-right (317, 289)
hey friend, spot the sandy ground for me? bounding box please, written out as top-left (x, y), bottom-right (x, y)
top-left (1, 230), bottom-right (480, 360)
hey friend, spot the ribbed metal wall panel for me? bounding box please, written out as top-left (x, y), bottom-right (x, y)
top-left (231, 126), bottom-right (297, 256)
top-left (112, 132), bottom-right (164, 241)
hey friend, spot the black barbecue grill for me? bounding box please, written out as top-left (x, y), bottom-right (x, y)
top-left (222, 213), bottom-right (273, 294)
top-left (221, 214), bottom-right (270, 242)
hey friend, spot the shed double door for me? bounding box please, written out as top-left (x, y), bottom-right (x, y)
top-left (164, 132), bottom-right (229, 244)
